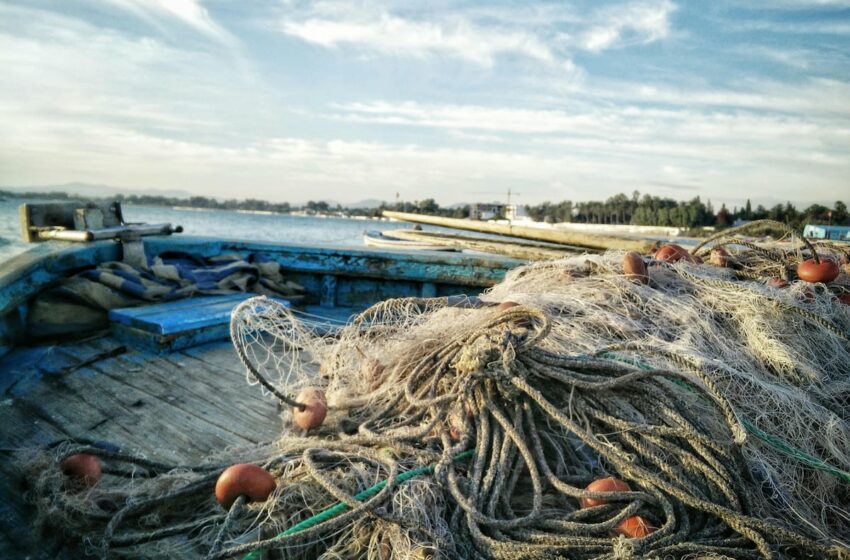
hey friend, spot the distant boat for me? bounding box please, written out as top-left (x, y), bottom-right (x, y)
top-left (363, 229), bottom-right (458, 251)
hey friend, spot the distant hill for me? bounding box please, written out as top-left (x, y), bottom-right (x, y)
top-left (2, 182), bottom-right (193, 199)
top-left (344, 199), bottom-right (384, 209)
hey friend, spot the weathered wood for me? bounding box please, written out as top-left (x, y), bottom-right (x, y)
top-left (0, 241), bottom-right (121, 315)
top-left (142, 236), bottom-right (523, 287)
top-left (382, 211), bottom-right (658, 253)
top-left (110, 294), bottom-right (251, 328)
top-left (0, 337), bottom-right (285, 557)
top-left (18, 201), bottom-right (124, 243)
top-left (388, 229), bottom-right (576, 260)
top-left (0, 236), bottom-right (521, 359)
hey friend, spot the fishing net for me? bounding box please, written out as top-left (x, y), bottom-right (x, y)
top-left (21, 221), bottom-right (850, 559)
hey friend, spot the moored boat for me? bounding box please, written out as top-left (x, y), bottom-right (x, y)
top-left (3, 208), bottom-right (849, 559)
top-left (0, 202), bottom-right (520, 557)
top-left (362, 229), bottom-right (458, 251)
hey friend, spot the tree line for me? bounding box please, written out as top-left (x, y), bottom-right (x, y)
top-left (0, 191), bottom-right (469, 219)
top-left (526, 192), bottom-right (849, 230)
top-left (2, 189), bottom-right (846, 230)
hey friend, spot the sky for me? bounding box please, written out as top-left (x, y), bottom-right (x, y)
top-left (0, 1), bottom-right (848, 208)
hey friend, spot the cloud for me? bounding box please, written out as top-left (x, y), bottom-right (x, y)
top-left (333, 101), bottom-right (601, 134)
top-left (647, 180), bottom-right (700, 191)
top-left (279, 1), bottom-right (681, 66)
top-left (327, 97), bottom-right (850, 200)
top-left (740, 0), bottom-right (850, 8)
top-left (281, 12), bottom-right (555, 67)
top-left (0, 4), bottom-right (262, 157)
top-left (0, 1), bottom-right (846, 210)
top-left (581, 0), bottom-right (676, 52)
top-left (101, 0), bottom-right (237, 45)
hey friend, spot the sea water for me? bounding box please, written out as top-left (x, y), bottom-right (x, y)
top-left (0, 199), bottom-right (407, 265)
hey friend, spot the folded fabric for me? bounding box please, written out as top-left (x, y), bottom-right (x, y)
top-left (26, 252), bottom-right (305, 339)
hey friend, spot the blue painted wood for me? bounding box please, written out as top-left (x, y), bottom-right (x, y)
top-left (0, 240), bottom-right (121, 316)
top-left (109, 293), bottom-right (252, 320)
top-left (110, 321), bottom-right (235, 354)
top-left (421, 282), bottom-right (438, 298)
top-left (0, 341), bottom-right (120, 397)
top-left (141, 236), bottom-right (522, 287)
top-left (0, 235), bottom-right (522, 357)
top-left (321, 274), bottom-right (337, 308)
top-left (109, 294), bottom-right (289, 335)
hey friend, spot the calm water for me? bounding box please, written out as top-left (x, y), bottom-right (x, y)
top-left (0, 199), bottom-right (411, 265)
top-left (0, 198), bottom-right (688, 266)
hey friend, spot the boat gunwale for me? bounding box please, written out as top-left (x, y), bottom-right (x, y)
top-left (0, 236), bottom-right (523, 357)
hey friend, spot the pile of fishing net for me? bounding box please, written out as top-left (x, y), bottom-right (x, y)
top-left (23, 220), bottom-right (850, 559)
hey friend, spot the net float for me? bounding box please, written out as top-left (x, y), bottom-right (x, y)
top-left (580, 477), bottom-right (630, 508)
top-left (362, 358), bottom-right (386, 391)
top-left (215, 463), bottom-right (276, 509)
top-left (447, 407), bottom-right (469, 441)
top-left (766, 277), bottom-right (788, 288)
top-left (655, 244), bottom-right (701, 264)
top-left (318, 362), bottom-right (331, 379)
top-left (292, 387), bottom-right (328, 430)
top-left (614, 515), bottom-right (657, 538)
top-left (497, 301), bottom-right (520, 311)
top-left (709, 246), bottom-right (731, 267)
top-left (797, 258), bottom-right (839, 284)
top-left (60, 453), bottom-right (102, 487)
top-left (622, 252), bottom-right (648, 284)
top-left (838, 294), bottom-right (850, 305)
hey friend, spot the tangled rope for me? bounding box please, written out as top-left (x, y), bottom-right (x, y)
top-left (20, 236), bottom-right (850, 559)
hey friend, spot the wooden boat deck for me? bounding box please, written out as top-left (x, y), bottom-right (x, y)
top-left (0, 335), bottom-right (287, 558)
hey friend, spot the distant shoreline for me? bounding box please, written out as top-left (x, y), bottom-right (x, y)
top-left (2, 189), bottom-right (846, 232)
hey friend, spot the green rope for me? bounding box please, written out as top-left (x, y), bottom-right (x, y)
top-left (599, 353), bottom-right (850, 483)
top-left (242, 450), bottom-right (473, 560)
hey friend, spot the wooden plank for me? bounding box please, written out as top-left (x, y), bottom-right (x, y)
top-left (142, 236), bottom-right (522, 287)
top-left (0, 336), bottom-right (289, 558)
top-left (101, 351), bottom-right (281, 444)
top-left (0, 397), bottom-right (74, 559)
top-left (111, 322), bottom-right (223, 353)
top-left (109, 296), bottom-right (290, 352)
top-left (382, 210), bottom-right (658, 253)
top-left (109, 295), bottom-right (288, 335)
top-left (108, 293), bottom-right (250, 322)
top-left (0, 340), bottom-right (280, 462)
top-left (0, 341), bottom-right (123, 397)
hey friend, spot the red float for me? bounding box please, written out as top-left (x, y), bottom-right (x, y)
top-left (215, 463), bottom-right (276, 509)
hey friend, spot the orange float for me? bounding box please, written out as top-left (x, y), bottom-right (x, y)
top-left (655, 244), bottom-right (701, 264)
top-left (215, 463), bottom-right (276, 509)
top-left (709, 246), bottom-right (731, 267)
top-left (622, 252), bottom-right (648, 284)
top-left (797, 258), bottom-right (839, 284)
top-left (614, 515), bottom-right (657, 538)
top-left (293, 387), bottom-right (328, 430)
top-left (60, 453), bottom-right (102, 487)
top-left (580, 477), bottom-right (630, 508)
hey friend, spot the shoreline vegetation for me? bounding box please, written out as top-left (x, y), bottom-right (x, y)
top-left (2, 189), bottom-right (847, 232)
